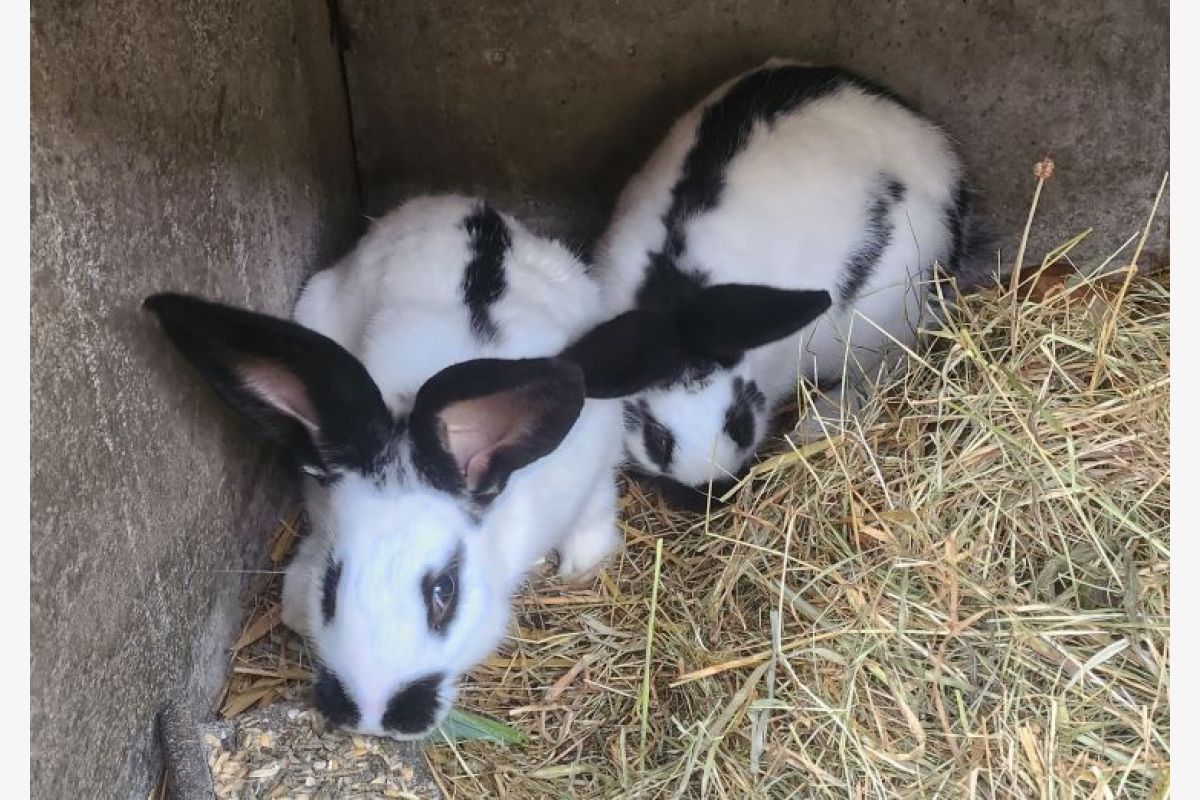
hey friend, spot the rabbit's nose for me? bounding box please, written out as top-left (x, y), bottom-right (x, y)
top-left (382, 673), bottom-right (445, 736)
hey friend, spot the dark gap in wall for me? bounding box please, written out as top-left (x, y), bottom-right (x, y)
top-left (327, 0), bottom-right (366, 242)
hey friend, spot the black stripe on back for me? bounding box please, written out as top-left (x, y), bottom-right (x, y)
top-left (461, 203), bottom-right (511, 341)
top-left (838, 174), bottom-right (907, 305)
top-left (666, 66), bottom-right (857, 231)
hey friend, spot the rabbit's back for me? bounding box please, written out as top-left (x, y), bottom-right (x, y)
top-left (296, 195), bottom-right (604, 409)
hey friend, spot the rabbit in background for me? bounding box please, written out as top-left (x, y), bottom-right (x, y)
top-left (589, 59), bottom-right (990, 508)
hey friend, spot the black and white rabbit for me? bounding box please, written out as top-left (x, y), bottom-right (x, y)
top-left (145, 195), bottom-right (658, 739)
top-left (591, 59), bottom-right (984, 505)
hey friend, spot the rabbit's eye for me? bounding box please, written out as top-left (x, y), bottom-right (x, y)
top-left (422, 550), bottom-right (462, 634)
top-left (427, 574), bottom-right (457, 631)
top-left (432, 575), bottom-right (455, 612)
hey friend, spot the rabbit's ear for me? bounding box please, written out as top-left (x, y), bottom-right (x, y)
top-left (678, 284), bottom-right (832, 365)
top-left (560, 310), bottom-right (691, 399)
top-left (408, 357), bottom-right (585, 499)
top-left (562, 287), bottom-right (832, 398)
top-left (144, 293), bottom-right (393, 480)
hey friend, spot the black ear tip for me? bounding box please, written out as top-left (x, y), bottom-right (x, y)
top-left (142, 292), bottom-right (188, 316)
top-left (774, 288), bottom-right (832, 320)
top-left (790, 288), bottom-right (832, 308)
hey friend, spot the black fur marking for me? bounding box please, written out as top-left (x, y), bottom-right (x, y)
top-left (409, 357), bottom-right (585, 499)
top-left (631, 470), bottom-right (744, 513)
top-left (623, 400), bottom-right (645, 431)
top-left (838, 174), bottom-right (907, 305)
top-left (943, 179), bottom-right (970, 275)
top-left (142, 293), bottom-right (394, 480)
top-left (372, 416), bottom-right (408, 488)
top-left (637, 65), bottom-right (917, 314)
top-left (677, 365), bottom-right (719, 390)
top-left (723, 378), bottom-right (767, 450)
top-left (668, 67), bottom-right (847, 229)
top-left (637, 400), bottom-right (676, 473)
top-left (936, 181), bottom-right (998, 292)
top-left (461, 203), bottom-right (511, 342)
top-left (420, 545), bottom-right (463, 635)
top-left (314, 668), bottom-right (360, 728)
top-left (635, 251), bottom-right (708, 313)
top-left (321, 556), bottom-right (343, 625)
top-left (382, 674), bottom-right (444, 735)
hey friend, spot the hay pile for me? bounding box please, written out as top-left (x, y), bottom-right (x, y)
top-left (220, 247), bottom-right (1169, 798)
top-left (430, 262), bottom-right (1169, 798)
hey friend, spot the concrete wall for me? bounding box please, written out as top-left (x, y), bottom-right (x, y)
top-left (30, 2), bottom-right (358, 796)
top-left (339, 0), bottom-right (1168, 264)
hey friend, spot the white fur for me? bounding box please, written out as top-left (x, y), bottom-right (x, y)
top-left (596, 60), bottom-right (965, 486)
top-left (281, 195), bottom-right (624, 738)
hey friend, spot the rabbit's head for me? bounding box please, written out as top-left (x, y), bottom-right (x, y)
top-left (563, 283), bottom-right (831, 508)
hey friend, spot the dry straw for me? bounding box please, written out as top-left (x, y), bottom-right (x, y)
top-left (217, 174), bottom-right (1170, 799)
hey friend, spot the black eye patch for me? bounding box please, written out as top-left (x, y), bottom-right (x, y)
top-left (420, 546), bottom-right (463, 635)
top-left (321, 556), bottom-right (343, 624)
top-left (639, 401), bottom-right (676, 473)
top-left (723, 377), bottom-right (767, 450)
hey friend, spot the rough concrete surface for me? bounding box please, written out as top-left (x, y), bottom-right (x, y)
top-left (339, 0), bottom-right (1168, 265)
top-left (31, 1), bottom-right (358, 796)
top-left (158, 699), bottom-right (215, 800)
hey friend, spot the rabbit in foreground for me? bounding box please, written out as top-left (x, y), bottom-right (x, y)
top-left (592, 59), bottom-right (985, 507)
top-left (145, 195), bottom-right (656, 739)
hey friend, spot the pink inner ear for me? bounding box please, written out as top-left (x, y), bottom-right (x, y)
top-left (236, 359), bottom-right (320, 434)
top-left (438, 390), bottom-right (533, 492)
